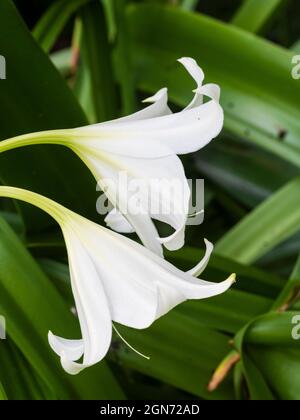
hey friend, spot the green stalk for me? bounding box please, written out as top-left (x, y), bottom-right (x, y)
top-left (0, 131), bottom-right (69, 154)
top-left (0, 186), bottom-right (67, 225)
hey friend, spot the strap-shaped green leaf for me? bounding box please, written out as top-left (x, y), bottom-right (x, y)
top-left (127, 4), bottom-right (300, 168)
top-left (33, 0), bottom-right (90, 53)
top-left (232, 0), bottom-right (287, 34)
top-left (75, 0), bottom-right (118, 122)
top-left (114, 311), bottom-right (235, 400)
top-left (0, 381), bottom-right (8, 400)
top-left (0, 0), bottom-right (97, 232)
top-left (216, 177), bottom-right (300, 264)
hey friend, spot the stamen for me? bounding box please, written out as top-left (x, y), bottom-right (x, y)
top-left (112, 324), bottom-right (150, 360)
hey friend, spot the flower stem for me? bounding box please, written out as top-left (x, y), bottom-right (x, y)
top-left (0, 186), bottom-right (67, 225)
top-left (0, 130), bottom-right (70, 154)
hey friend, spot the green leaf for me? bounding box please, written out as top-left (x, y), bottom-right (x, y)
top-left (272, 252), bottom-right (300, 310)
top-left (50, 48), bottom-right (72, 78)
top-left (0, 341), bottom-right (39, 400)
top-left (195, 137), bottom-right (299, 209)
top-left (181, 0), bottom-right (199, 11)
top-left (114, 311), bottom-right (235, 400)
top-left (244, 311), bottom-right (300, 347)
top-left (232, 0), bottom-right (287, 34)
top-left (127, 4), bottom-right (300, 169)
top-left (233, 310), bottom-right (300, 399)
top-left (33, 0), bottom-right (90, 53)
top-left (0, 0), bottom-right (97, 232)
top-left (291, 40), bottom-right (300, 54)
top-left (0, 381), bottom-right (8, 400)
top-left (0, 215), bottom-right (124, 399)
top-left (0, 210), bottom-right (24, 236)
top-left (177, 290), bottom-right (271, 335)
top-left (113, 0), bottom-right (137, 114)
top-left (249, 347), bottom-right (300, 400)
top-left (216, 177), bottom-right (300, 264)
top-left (291, 253), bottom-right (300, 279)
top-left (38, 258), bottom-right (73, 303)
top-left (240, 352), bottom-right (275, 400)
top-left (256, 232), bottom-right (300, 277)
top-left (76, 0), bottom-right (118, 122)
top-left (233, 323), bottom-right (275, 400)
top-left (0, 340), bottom-right (51, 400)
top-left (101, 0), bottom-right (117, 41)
top-left (233, 361), bottom-right (244, 400)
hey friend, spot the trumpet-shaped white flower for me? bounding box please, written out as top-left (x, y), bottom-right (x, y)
top-left (0, 187), bottom-right (235, 375)
top-left (0, 58), bottom-right (223, 257)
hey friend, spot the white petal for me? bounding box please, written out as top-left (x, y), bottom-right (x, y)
top-left (178, 59), bottom-right (220, 108)
top-left (188, 239), bottom-right (214, 277)
top-left (157, 222), bottom-right (186, 251)
top-left (124, 212), bottom-right (163, 257)
top-left (49, 229), bottom-right (112, 375)
top-left (70, 57), bottom-right (223, 159)
top-left (79, 87), bottom-right (171, 130)
top-left (48, 334), bottom-right (84, 362)
top-left (196, 83), bottom-right (221, 102)
top-left (71, 98), bottom-right (223, 158)
top-left (105, 208), bottom-right (135, 234)
top-left (77, 150), bottom-right (190, 253)
top-left (76, 220), bottom-right (159, 329)
top-left (66, 57), bottom-right (223, 253)
top-left (178, 57), bottom-right (205, 109)
top-left (178, 57), bottom-right (205, 88)
top-left (74, 215), bottom-right (234, 329)
top-left (142, 87), bottom-right (172, 115)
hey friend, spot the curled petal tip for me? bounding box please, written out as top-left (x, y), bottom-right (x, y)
top-left (203, 238), bottom-right (213, 247)
top-left (194, 84), bottom-right (221, 102)
top-left (142, 87), bottom-right (168, 104)
top-left (178, 57), bottom-right (205, 88)
top-left (48, 330), bottom-right (55, 346)
top-left (60, 352), bottom-right (78, 376)
top-left (156, 224), bottom-right (185, 251)
top-left (229, 273), bottom-right (237, 285)
top-left (177, 56), bottom-right (196, 64)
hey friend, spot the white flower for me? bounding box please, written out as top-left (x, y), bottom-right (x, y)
top-left (0, 58), bottom-right (223, 257)
top-left (69, 58), bottom-right (223, 256)
top-left (0, 187), bottom-right (235, 375)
